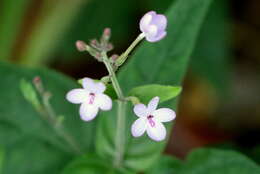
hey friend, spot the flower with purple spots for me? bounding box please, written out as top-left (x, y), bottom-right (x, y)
top-left (66, 78), bottom-right (112, 121)
top-left (139, 11), bottom-right (167, 42)
top-left (131, 96), bottom-right (176, 141)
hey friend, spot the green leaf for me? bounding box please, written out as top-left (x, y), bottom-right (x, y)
top-left (178, 148), bottom-right (260, 174)
top-left (0, 147), bottom-right (4, 174)
top-left (96, 0), bottom-right (213, 171)
top-left (0, 62), bottom-right (95, 174)
top-left (20, 79), bottom-right (41, 109)
top-left (190, 0), bottom-right (231, 96)
top-left (62, 153), bottom-right (134, 174)
top-left (129, 84), bottom-right (182, 104)
top-left (145, 155), bottom-right (183, 174)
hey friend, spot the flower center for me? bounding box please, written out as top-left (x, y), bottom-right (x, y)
top-left (147, 115), bottom-right (155, 127)
top-left (88, 93), bottom-right (95, 104)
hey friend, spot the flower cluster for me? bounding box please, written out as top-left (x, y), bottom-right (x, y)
top-left (66, 11), bottom-right (176, 142)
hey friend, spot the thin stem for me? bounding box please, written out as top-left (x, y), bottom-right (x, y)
top-left (101, 51), bottom-right (126, 167)
top-left (34, 87), bottom-right (82, 155)
top-left (102, 52), bottom-right (124, 99)
top-left (42, 95), bottom-right (82, 154)
top-left (115, 33), bottom-right (145, 66)
top-left (114, 100), bottom-right (127, 167)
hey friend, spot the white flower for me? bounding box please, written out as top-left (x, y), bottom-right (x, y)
top-left (131, 96), bottom-right (176, 141)
top-left (66, 78), bottom-right (112, 121)
top-left (139, 11), bottom-right (167, 42)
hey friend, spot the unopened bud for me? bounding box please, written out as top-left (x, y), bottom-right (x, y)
top-left (90, 39), bottom-right (101, 50)
top-left (33, 76), bottom-right (44, 94)
top-left (110, 54), bottom-right (119, 61)
top-left (103, 28), bottom-right (111, 37)
top-left (76, 40), bottom-right (87, 52)
top-left (33, 76), bottom-right (41, 84)
top-left (102, 28), bottom-right (111, 42)
top-left (106, 43), bottom-right (113, 51)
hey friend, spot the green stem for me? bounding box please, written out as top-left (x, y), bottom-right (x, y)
top-left (114, 100), bottom-right (127, 167)
top-left (42, 96), bottom-right (82, 154)
top-left (101, 52), bottom-right (126, 167)
top-left (102, 52), bottom-right (124, 99)
top-left (115, 33), bottom-right (145, 66)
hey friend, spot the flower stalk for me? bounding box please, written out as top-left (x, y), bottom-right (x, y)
top-left (115, 33), bottom-right (145, 66)
top-left (101, 51), bottom-right (126, 167)
top-left (33, 77), bottom-right (82, 154)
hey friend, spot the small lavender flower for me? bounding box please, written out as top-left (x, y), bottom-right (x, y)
top-left (131, 96), bottom-right (175, 141)
top-left (140, 11), bottom-right (167, 42)
top-left (66, 78), bottom-right (112, 121)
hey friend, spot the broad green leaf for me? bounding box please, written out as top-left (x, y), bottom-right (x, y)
top-left (0, 0), bottom-right (30, 61)
top-left (0, 147), bottom-right (4, 174)
top-left (178, 148), bottom-right (260, 174)
top-left (62, 153), bottom-right (134, 174)
top-left (96, 0), bottom-right (213, 171)
top-left (190, 0), bottom-right (231, 96)
top-left (128, 84), bottom-right (182, 104)
top-left (3, 138), bottom-right (71, 174)
top-left (0, 62), bottom-right (95, 174)
top-left (145, 155), bottom-right (183, 174)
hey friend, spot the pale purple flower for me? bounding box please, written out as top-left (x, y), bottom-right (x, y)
top-left (139, 11), bottom-right (167, 42)
top-left (131, 96), bottom-right (176, 141)
top-left (66, 78), bottom-right (112, 121)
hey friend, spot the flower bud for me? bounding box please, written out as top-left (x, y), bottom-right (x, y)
top-left (110, 54), bottom-right (119, 61)
top-left (103, 28), bottom-right (111, 38)
top-left (140, 11), bottom-right (167, 42)
top-left (90, 39), bottom-right (99, 48)
top-left (105, 43), bottom-right (113, 51)
top-left (76, 40), bottom-right (87, 52)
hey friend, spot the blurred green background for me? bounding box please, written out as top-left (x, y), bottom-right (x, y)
top-left (0, 0), bottom-right (260, 171)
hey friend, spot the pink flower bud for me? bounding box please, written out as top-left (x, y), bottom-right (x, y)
top-left (110, 54), bottom-right (119, 61)
top-left (103, 28), bottom-right (111, 38)
top-left (76, 40), bottom-right (87, 52)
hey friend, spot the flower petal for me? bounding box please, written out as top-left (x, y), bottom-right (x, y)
top-left (93, 82), bottom-right (106, 93)
top-left (131, 117), bottom-right (147, 137)
top-left (146, 25), bottom-right (158, 38)
top-left (66, 89), bottom-right (88, 104)
top-left (82, 78), bottom-right (96, 91)
top-left (153, 108), bottom-right (176, 122)
top-left (147, 96), bottom-right (160, 113)
top-left (133, 104), bottom-right (148, 117)
top-left (95, 93), bottom-right (112, 111)
top-left (151, 14), bottom-right (167, 31)
top-left (146, 121), bottom-right (166, 141)
top-left (79, 102), bottom-right (99, 121)
top-left (139, 11), bottom-right (155, 32)
top-left (146, 31), bottom-right (166, 42)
